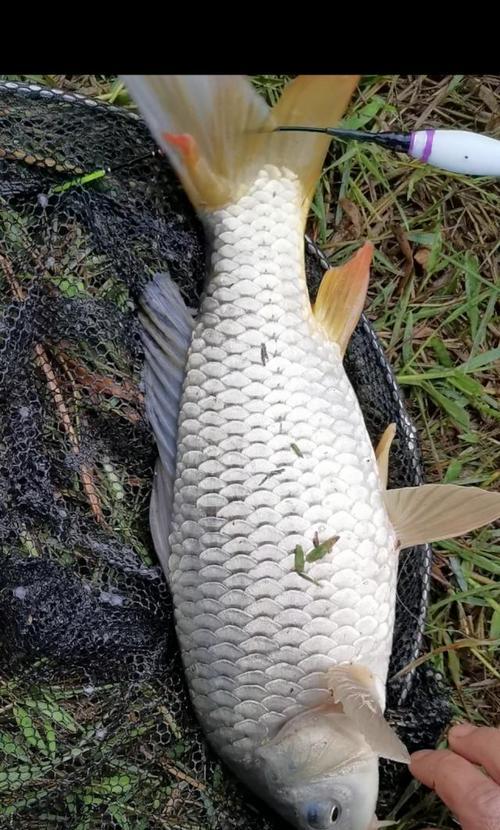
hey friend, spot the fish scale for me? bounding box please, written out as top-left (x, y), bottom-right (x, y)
top-left (168, 165), bottom-right (398, 764)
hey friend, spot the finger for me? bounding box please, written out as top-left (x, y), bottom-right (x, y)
top-left (449, 723), bottom-right (500, 783)
top-left (410, 748), bottom-right (500, 830)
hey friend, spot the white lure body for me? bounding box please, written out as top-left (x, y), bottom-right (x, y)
top-left (169, 165), bottom-right (398, 766)
top-left (410, 129), bottom-right (500, 176)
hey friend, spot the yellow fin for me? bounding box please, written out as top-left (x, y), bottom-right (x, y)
top-left (121, 75), bottom-right (269, 209)
top-left (385, 483), bottom-right (500, 549)
top-left (326, 664), bottom-right (410, 764)
top-left (313, 241), bottom-right (373, 354)
top-left (270, 75), bottom-right (360, 215)
top-left (375, 423), bottom-right (397, 490)
top-left (122, 75), bottom-right (359, 213)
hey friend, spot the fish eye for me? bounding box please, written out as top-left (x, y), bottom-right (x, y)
top-left (330, 803), bottom-right (341, 823)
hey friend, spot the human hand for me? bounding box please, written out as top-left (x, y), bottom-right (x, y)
top-left (410, 722), bottom-right (500, 830)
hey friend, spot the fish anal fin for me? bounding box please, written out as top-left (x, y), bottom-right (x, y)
top-left (313, 242), bottom-right (373, 354)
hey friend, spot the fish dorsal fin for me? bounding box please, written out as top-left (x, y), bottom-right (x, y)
top-left (122, 75), bottom-right (359, 214)
top-left (375, 423), bottom-right (397, 490)
top-left (384, 483), bottom-right (500, 549)
top-left (326, 665), bottom-right (410, 764)
top-left (313, 242), bottom-right (373, 354)
top-left (139, 272), bottom-right (195, 574)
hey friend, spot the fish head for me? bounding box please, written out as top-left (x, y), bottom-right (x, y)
top-left (254, 708), bottom-right (379, 830)
top-left (271, 758), bottom-right (379, 830)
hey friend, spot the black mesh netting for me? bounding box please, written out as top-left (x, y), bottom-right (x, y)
top-left (0, 82), bottom-right (451, 829)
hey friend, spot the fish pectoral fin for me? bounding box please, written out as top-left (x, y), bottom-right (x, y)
top-left (326, 665), bottom-right (410, 764)
top-left (139, 272), bottom-right (195, 573)
top-left (312, 242), bottom-right (373, 355)
top-left (375, 423), bottom-right (397, 490)
top-left (384, 483), bottom-right (500, 550)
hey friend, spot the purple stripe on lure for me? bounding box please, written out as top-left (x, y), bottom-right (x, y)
top-left (421, 130), bottom-right (435, 163)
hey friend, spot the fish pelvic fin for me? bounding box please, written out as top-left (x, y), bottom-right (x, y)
top-left (121, 75), bottom-right (359, 215)
top-left (375, 423), bottom-right (397, 490)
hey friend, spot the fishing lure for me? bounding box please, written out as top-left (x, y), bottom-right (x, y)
top-left (275, 126), bottom-right (500, 176)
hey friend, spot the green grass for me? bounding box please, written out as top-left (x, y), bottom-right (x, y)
top-left (1, 74), bottom-right (499, 829)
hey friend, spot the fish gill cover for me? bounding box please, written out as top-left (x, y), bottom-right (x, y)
top-left (0, 81), bottom-right (450, 829)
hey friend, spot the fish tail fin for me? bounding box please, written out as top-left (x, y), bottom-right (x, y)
top-left (268, 75), bottom-right (360, 213)
top-left (121, 75), bottom-right (359, 214)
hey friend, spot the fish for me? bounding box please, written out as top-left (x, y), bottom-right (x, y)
top-left (121, 74), bottom-right (500, 830)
